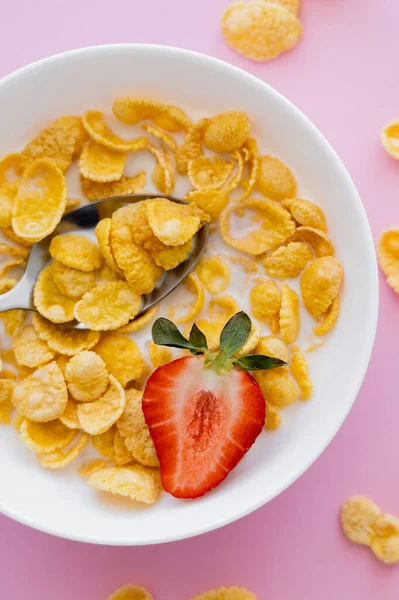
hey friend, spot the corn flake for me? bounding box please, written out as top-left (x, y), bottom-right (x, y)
top-left (279, 284), bottom-right (300, 344)
top-left (107, 584), bottom-right (153, 600)
top-left (148, 145), bottom-right (175, 195)
top-left (1, 226), bottom-right (33, 249)
top-left (236, 327), bottom-right (261, 356)
top-left (12, 325), bottom-right (55, 368)
top-left (378, 229), bottom-right (399, 293)
top-left (117, 388), bottom-right (159, 467)
top-left (32, 313), bottom-right (100, 356)
top-left (94, 218), bottom-right (123, 274)
top-left (149, 341), bottom-right (173, 369)
top-left (153, 104), bottom-right (192, 132)
top-left (237, 139), bottom-right (260, 203)
top-left (12, 361), bottom-right (68, 422)
top-left (300, 257), bottom-right (343, 317)
top-left (256, 368), bottom-right (298, 407)
top-left (65, 197), bottom-right (81, 214)
top-left (249, 280), bottom-right (281, 324)
top-left (94, 333), bottom-right (147, 387)
top-left (256, 336), bottom-right (290, 362)
top-left (265, 402), bottom-right (281, 430)
top-left (152, 238), bottom-right (193, 270)
top-left (289, 226), bottom-right (335, 257)
top-left (147, 198), bottom-right (209, 246)
top-left (20, 418), bottom-right (77, 453)
top-left (221, 1), bottom-right (302, 62)
top-left (263, 242), bottom-right (312, 279)
top-left (65, 351), bottom-right (109, 402)
top-left (110, 204), bottom-right (162, 295)
top-left (192, 586), bottom-right (256, 600)
top-left (381, 119), bottom-right (399, 160)
top-left (92, 425), bottom-right (117, 460)
top-left (82, 110), bottom-right (148, 152)
top-left (112, 97), bottom-right (164, 125)
top-left (188, 156), bottom-right (234, 190)
top-left (203, 111), bottom-right (250, 153)
top-left (197, 255), bottom-right (231, 294)
top-left (37, 432), bottom-right (89, 469)
top-left (81, 171), bottom-right (146, 202)
top-left (256, 155), bottom-right (296, 201)
top-left (87, 463), bottom-right (161, 504)
top-left (0, 242), bottom-right (29, 260)
top-left (142, 124), bottom-right (177, 153)
top-left (79, 458), bottom-right (110, 478)
top-left (80, 140), bottom-right (127, 183)
top-left (116, 306), bottom-right (158, 334)
top-left (33, 265), bottom-right (76, 323)
top-left (341, 496), bottom-right (381, 546)
top-left (371, 514), bottom-right (399, 564)
top-left (49, 233), bottom-right (102, 272)
top-left (170, 273), bottom-right (205, 325)
top-left (60, 398), bottom-right (80, 429)
top-left (313, 294), bottom-right (340, 336)
top-left (74, 282), bottom-right (141, 331)
top-left (12, 159), bottom-right (66, 242)
top-left (185, 189), bottom-right (229, 221)
top-left (0, 278), bottom-right (17, 294)
top-left (0, 181), bottom-right (18, 227)
top-left (0, 378), bottom-right (16, 424)
top-left (283, 198), bottom-right (327, 231)
top-left (176, 119), bottom-right (208, 175)
top-left (114, 430), bottom-right (135, 466)
top-left (51, 260), bottom-right (96, 299)
top-left (77, 375), bottom-right (126, 435)
top-left (224, 149), bottom-right (245, 194)
top-left (290, 350), bottom-right (312, 400)
top-left (0, 309), bottom-right (26, 336)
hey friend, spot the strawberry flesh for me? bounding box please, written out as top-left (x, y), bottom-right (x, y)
top-left (143, 355), bottom-right (265, 498)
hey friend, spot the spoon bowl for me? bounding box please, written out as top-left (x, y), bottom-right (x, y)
top-left (0, 194), bottom-right (209, 328)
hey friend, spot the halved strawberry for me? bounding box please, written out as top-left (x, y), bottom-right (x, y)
top-left (143, 311), bottom-right (286, 499)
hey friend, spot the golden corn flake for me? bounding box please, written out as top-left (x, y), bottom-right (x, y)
top-left (32, 313), bottom-right (100, 356)
top-left (265, 401), bottom-right (281, 430)
top-left (176, 119), bottom-right (208, 175)
top-left (117, 388), bottom-right (159, 467)
top-left (116, 305), bottom-right (158, 334)
top-left (97, 265), bottom-right (123, 284)
top-left (114, 430), bottom-right (134, 466)
top-left (0, 378), bottom-right (16, 424)
top-left (256, 369), bottom-right (298, 408)
top-left (74, 282), bottom-right (141, 331)
top-left (108, 584), bottom-right (153, 600)
top-left (59, 398), bottom-right (80, 429)
top-left (300, 257), bottom-right (343, 317)
top-left (152, 239), bottom-right (193, 270)
top-left (142, 123), bottom-right (177, 152)
top-left (79, 458), bottom-right (110, 478)
top-left (110, 204), bottom-right (162, 295)
top-left (381, 119), bottom-right (399, 160)
top-left (94, 218), bottom-right (123, 274)
top-left (371, 514), bottom-right (399, 564)
top-left (128, 201), bottom-right (164, 252)
top-left (65, 197), bottom-right (81, 214)
top-left (203, 111), bottom-right (250, 154)
top-left (147, 198), bottom-right (209, 246)
top-left (78, 375), bottom-right (126, 435)
top-left (1, 226), bottom-right (33, 249)
top-left (65, 351), bottom-right (109, 402)
top-left (80, 140), bottom-right (127, 183)
top-left (378, 228), bottom-right (399, 293)
top-left (283, 198), bottom-right (327, 232)
top-left (0, 309), bottom-right (26, 336)
top-left (0, 278), bottom-right (17, 294)
top-left (37, 432), bottom-right (89, 469)
top-left (0, 242), bottom-right (29, 260)
top-left (82, 110), bottom-right (148, 152)
top-left (220, 197), bottom-right (295, 255)
top-left (197, 255), bottom-right (231, 294)
top-left (0, 182), bottom-right (18, 228)
top-left (289, 226), bottom-right (335, 257)
top-left (256, 155), bottom-right (296, 201)
top-left (221, 1), bottom-right (302, 62)
top-left (263, 242), bottom-right (313, 279)
top-left (313, 294), bottom-right (340, 336)
top-left (188, 156), bottom-right (234, 190)
top-left (12, 361), bottom-right (67, 422)
top-left (236, 327), bottom-right (261, 356)
top-left (341, 496), bottom-right (381, 546)
top-left (12, 325), bottom-right (55, 368)
top-left (256, 335), bottom-right (290, 362)
top-left (12, 159), bottom-right (66, 242)
top-left (20, 418), bottom-right (77, 453)
top-left (87, 463), bottom-right (161, 504)
top-left (170, 273), bottom-right (205, 325)
top-left (13, 411), bottom-right (24, 430)
top-left (94, 333), bottom-right (147, 387)
top-left (290, 351), bottom-right (312, 400)
top-left (113, 97), bottom-right (164, 124)
top-left (249, 280), bottom-right (281, 323)
top-left (224, 149), bottom-right (245, 194)
top-left (149, 341), bottom-right (173, 369)
top-left (185, 189), bottom-right (229, 221)
top-left (33, 265), bottom-right (76, 323)
top-left (49, 233), bottom-right (102, 272)
top-left (92, 425), bottom-right (117, 460)
top-left (209, 294), bottom-right (240, 323)
top-left (0, 257), bottom-right (26, 278)
top-left (81, 171), bottom-right (146, 202)
top-left (192, 586), bottom-right (256, 600)
top-left (19, 116), bottom-right (85, 174)
top-left (0, 153), bottom-right (21, 186)
top-left (279, 284), bottom-right (300, 344)
top-left (153, 104), bottom-right (192, 132)
top-left (51, 260), bottom-right (96, 299)
top-left (148, 144), bottom-right (175, 195)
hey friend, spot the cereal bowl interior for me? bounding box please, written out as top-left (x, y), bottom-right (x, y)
top-left (0, 45), bottom-right (378, 545)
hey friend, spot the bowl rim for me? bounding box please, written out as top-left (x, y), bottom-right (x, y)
top-left (0, 43), bottom-right (379, 546)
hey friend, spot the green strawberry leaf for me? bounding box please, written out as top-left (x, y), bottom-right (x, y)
top-left (189, 323), bottom-right (208, 355)
top-left (233, 354), bottom-right (288, 372)
top-left (152, 318), bottom-right (198, 352)
top-left (218, 311), bottom-right (252, 358)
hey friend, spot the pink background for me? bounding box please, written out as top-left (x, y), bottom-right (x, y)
top-left (1, 1), bottom-right (399, 598)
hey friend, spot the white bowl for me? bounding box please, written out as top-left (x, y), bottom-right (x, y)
top-left (0, 44), bottom-right (378, 545)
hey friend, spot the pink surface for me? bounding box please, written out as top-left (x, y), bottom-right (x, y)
top-left (0, 1), bottom-right (398, 598)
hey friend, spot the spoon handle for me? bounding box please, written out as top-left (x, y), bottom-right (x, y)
top-left (0, 277), bottom-right (33, 312)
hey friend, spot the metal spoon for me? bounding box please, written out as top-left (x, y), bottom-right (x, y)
top-left (0, 194), bottom-right (209, 329)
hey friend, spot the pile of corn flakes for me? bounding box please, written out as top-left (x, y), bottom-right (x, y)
top-left (107, 584), bottom-right (256, 599)
top-left (221, 0), bottom-right (302, 62)
top-left (341, 496), bottom-right (399, 564)
top-left (0, 97), bottom-right (343, 506)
